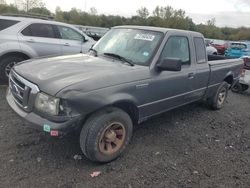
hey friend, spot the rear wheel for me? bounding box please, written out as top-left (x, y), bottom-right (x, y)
top-left (80, 107), bottom-right (133, 162)
top-left (241, 84), bottom-right (249, 92)
top-left (208, 81), bottom-right (229, 110)
top-left (231, 82), bottom-right (249, 93)
top-left (231, 82), bottom-right (242, 93)
top-left (0, 56), bottom-right (27, 83)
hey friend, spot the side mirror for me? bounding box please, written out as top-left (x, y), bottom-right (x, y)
top-left (157, 58), bottom-right (182, 71)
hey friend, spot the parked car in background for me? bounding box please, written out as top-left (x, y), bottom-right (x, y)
top-left (225, 42), bottom-right (250, 58)
top-left (74, 25), bottom-right (109, 41)
top-left (206, 45), bottom-right (218, 55)
top-left (205, 39), bottom-right (218, 55)
top-left (0, 15), bottom-right (96, 83)
top-left (232, 56), bottom-right (250, 92)
top-left (210, 39), bottom-right (228, 55)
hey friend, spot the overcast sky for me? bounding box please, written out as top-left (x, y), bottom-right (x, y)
top-left (7, 0), bottom-right (250, 27)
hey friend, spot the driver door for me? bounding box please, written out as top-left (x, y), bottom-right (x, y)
top-left (139, 35), bottom-right (197, 118)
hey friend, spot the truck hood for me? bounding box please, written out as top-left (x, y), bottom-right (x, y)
top-left (14, 54), bottom-right (150, 96)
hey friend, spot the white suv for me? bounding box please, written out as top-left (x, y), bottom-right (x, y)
top-left (0, 15), bottom-right (95, 83)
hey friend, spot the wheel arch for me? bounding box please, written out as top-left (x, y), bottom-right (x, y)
top-left (60, 90), bottom-right (140, 126)
top-left (223, 73), bottom-right (234, 86)
top-left (0, 51), bottom-right (30, 62)
top-left (80, 98), bottom-right (140, 126)
top-left (111, 100), bottom-right (139, 125)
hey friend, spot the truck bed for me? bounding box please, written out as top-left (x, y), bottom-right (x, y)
top-left (207, 54), bottom-right (235, 62)
top-left (206, 55), bottom-right (243, 98)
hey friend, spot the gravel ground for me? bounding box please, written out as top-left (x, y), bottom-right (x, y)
top-left (0, 85), bottom-right (250, 188)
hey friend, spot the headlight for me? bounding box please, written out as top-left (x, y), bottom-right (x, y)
top-left (35, 92), bottom-right (60, 116)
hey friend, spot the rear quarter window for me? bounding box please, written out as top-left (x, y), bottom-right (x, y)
top-left (21, 23), bottom-right (57, 38)
top-left (194, 37), bottom-right (206, 63)
top-left (0, 19), bottom-right (19, 31)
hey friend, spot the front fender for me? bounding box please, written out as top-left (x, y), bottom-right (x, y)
top-left (58, 89), bottom-right (138, 117)
top-left (106, 93), bottom-right (138, 105)
top-left (224, 71), bottom-right (234, 80)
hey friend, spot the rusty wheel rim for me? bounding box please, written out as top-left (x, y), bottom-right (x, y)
top-left (218, 88), bottom-right (226, 106)
top-left (99, 122), bottom-right (126, 155)
top-left (5, 61), bottom-right (17, 78)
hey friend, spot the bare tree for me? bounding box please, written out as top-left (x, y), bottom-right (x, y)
top-left (0, 0), bottom-right (6, 4)
top-left (89, 7), bottom-right (97, 15)
top-left (207, 18), bottom-right (216, 26)
top-left (17, 0), bottom-right (44, 12)
top-left (136, 7), bottom-right (149, 19)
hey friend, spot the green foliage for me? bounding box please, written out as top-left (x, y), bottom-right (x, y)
top-left (136, 7), bottom-right (149, 19)
top-left (18, 0), bottom-right (45, 12)
top-left (1, 2), bottom-right (250, 41)
top-left (0, 4), bottom-right (19, 14)
top-left (196, 24), bottom-right (224, 39)
top-left (29, 7), bottom-right (51, 16)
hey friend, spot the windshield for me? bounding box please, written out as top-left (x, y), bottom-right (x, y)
top-left (230, 43), bottom-right (247, 49)
top-left (211, 39), bottom-right (225, 45)
top-left (93, 28), bottom-right (164, 66)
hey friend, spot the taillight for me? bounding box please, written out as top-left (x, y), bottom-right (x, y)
top-left (240, 57), bottom-right (250, 77)
top-left (243, 57), bottom-right (250, 70)
top-left (241, 69), bottom-right (246, 77)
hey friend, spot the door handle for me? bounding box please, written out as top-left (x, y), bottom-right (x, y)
top-left (188, 73), bottom-right (195, 79)
top-left (64, 43), bottom-right (70, 46)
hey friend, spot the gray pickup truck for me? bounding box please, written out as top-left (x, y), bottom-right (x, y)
top-left (6, 26), bottom-right (243, 162)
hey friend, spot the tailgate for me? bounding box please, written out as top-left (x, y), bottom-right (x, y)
top-left (208, 58), bottom-right (243, 86)
top-left (243, 57), bottom-right (250, 70)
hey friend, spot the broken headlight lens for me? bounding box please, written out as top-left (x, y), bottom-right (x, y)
top-left (35, 92), bottom-right (60, 116)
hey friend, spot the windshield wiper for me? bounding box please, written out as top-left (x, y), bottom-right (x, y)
top-left (103, 52), bottom-right (134, 66)
top-left (89, 48), bottom-right (98, 57)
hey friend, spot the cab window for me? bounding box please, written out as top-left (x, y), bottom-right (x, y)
top-left (194, 37), bottom-right (206, 63)
top-left (160, 36), bottom-right (190, 65)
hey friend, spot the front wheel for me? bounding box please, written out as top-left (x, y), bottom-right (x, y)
top-left (0, 56), bottom-right (27, 83)
top-left (80, 107), bottom-right (133, 162)
top-left (208, 81), bottom-right (229, 110)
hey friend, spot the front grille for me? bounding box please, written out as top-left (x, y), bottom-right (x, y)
top-left (9, 73), bottom-right (27, 107)
top-left (9, 70), bottom-right (39, 112)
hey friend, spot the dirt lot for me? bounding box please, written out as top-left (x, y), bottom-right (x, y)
top-left (0, 85), bottom-right (250, 188)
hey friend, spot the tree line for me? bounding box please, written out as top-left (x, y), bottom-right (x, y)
top-left (1, 0), bottom-right (250, 41)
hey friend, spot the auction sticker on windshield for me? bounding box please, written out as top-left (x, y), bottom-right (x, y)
top-left (134, 34), bottom-right (155, 41)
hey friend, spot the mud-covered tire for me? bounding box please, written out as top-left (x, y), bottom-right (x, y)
top-left (208, 81), bottom-right (229, 110)
top-left (79, 107), bottom-right (133, 163)
top-left (231, 82), bottom-right (242, 93)
top-left (232, 82), bottom-right (248, 93)
top-left (241, 84), bottom-right (249, 92)
top-left (0, 56), bottom-right (26, 83)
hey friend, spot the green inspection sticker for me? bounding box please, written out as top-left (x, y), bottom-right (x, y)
top-left (43, 124), bottom-right (51, 132)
